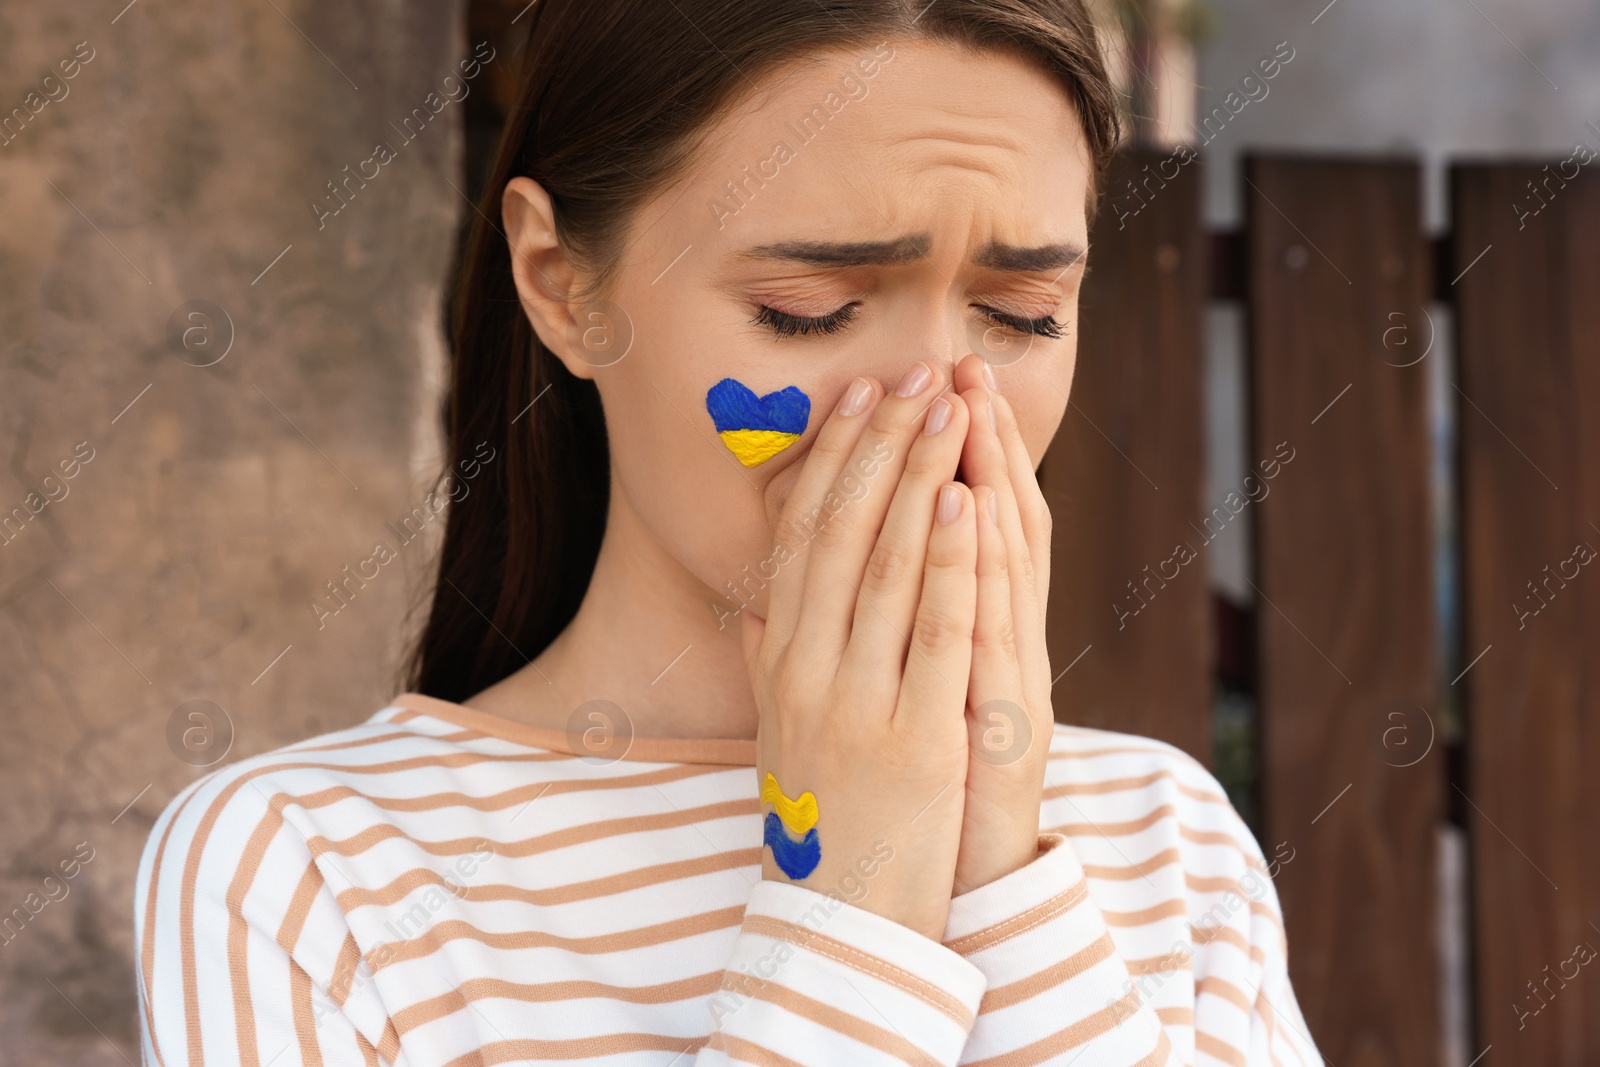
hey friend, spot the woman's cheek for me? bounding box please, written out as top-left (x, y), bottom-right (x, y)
top-left (1007, 352), bottom-right (1073, 464)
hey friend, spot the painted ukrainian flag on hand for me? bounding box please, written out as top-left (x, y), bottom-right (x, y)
top-left (706, 378), bottom-right (811, 467)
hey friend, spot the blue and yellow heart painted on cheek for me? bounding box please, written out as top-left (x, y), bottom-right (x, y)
top-left (706, 378), bottom-right (811, 467)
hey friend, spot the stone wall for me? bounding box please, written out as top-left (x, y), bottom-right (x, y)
top-left (0, 2), bottom-right (466, 1060)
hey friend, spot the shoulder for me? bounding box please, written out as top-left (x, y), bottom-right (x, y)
top-left (134, 700), bottom-right (488, 932)
top-left (134, 701), bottom-right (495, 1054)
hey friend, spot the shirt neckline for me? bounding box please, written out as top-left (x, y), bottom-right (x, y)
top-left (390, 691), bottom-right (759, 767)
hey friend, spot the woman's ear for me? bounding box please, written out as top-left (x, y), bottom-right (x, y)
top-left (502, 176), bottom-right (595, 381)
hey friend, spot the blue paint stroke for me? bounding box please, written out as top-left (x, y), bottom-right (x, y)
top-left (763, 810), bottom-right (821, 880)
top-left (706, 378), bottom-right (810, 435)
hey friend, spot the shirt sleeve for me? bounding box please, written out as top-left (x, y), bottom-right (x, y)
top-left (135, 766), bottom-right (394, 1067)
top-left (940, 826), bottom-right (1326, 1066)
top-left (694, 878), bottom-right (989, 1066)
top-left (942, 832), bottom-right (1178, 1064)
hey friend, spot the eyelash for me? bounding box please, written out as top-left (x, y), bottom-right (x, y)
top-left (751, 303), bottom-right (1065, 339)
top-left (752, 303), bottom-right (860, 337)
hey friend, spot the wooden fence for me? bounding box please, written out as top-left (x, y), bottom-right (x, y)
top-left (1045, 148), bottom-right (1600, 1063)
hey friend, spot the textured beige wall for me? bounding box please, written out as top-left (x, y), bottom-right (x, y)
top-left (0, 2), bottom-right (465, 1060)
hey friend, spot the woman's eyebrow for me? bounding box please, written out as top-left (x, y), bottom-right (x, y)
top-left (735, 235), bottom-right (1088, 272)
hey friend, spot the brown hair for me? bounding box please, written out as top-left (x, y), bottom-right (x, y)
top-left (403, 0), bottom-right (1123, 702)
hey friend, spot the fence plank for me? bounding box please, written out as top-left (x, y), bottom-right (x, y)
top-left (1044, 148), bottom-right (1209, 762)
top-left (1246, 155), bottom-right (1441, 1064)
top-left (1452, 160), bottom-right (1600, 1059)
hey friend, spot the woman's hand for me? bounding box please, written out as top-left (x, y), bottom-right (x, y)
top-left (947, 352), bottom-right (1057, 895)
top-left (742, 360), bottom-right (978, 942)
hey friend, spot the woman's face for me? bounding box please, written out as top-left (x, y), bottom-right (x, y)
top-left (506, 36), bottom-right (1092, 624)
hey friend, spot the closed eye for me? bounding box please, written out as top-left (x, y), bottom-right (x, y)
top-left (751, 302), bottom-right (1065, 339)
top-left (977, 306), bottom-right (1066, 339)
top-left (751, 303), bottom-right (859, 337)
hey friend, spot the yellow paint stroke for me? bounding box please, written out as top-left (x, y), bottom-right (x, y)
top-left (761, 772), bottom-right (819, 835)
top-left (719, 429), bottom-right (801, 468)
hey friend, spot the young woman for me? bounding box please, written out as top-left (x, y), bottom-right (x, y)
top-left (136, 1), bottom-right (1324, 1064)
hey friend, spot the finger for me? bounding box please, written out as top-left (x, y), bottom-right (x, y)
top-left (947, 369), bottom-right (1024, 591)
top-left (967, 484), bottom-right (1032, 766)
top-left (762, 375), bottom-right (883, 649)
top-left (838, 390), bottom-right (971, 676)
top-left (990, 388), bottom-right (1053, 595)
top-left (988, 390), bottom-right (1056, 709)
top-left (788, 360), bottom-right (948, 661)
top-left (894, 481), bottom-right (977, 736)
top-left (953, 369), bottom-right (1051, 705)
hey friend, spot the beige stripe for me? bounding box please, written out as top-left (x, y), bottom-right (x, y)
top-left (1048, 742), bottom-right (1205, 771)
top-left (276, 863), bottom-right (325, 951)
top-left (1126, 951), bottom-right (1191, 976)
top-left (961, 988), bottom-right (1143, 1067)
top-left (377, 1019), bottom-right (400, 1063)
top-left (283, 725), bottom-right (492, 753)
top-left (1255, 983), bottom-right (1284, 1067)
top-left (979, 931), bottom-right (1115, 1012)
top-left (1043, 768), bottom-right (1229, 805)
top-left (370, 905), bottom-right (746, 971)
top-left (1193, 924), bottom-right (1271, 968)
top-left (1085, 852), bottom-right (1277, 894)
top-left (1192, 922), bottom-right (1251, 954)
top-left (741, 913), bottom-right (973, 1028)
top-left (944, 878), bottom-right (1088, 956)
top-left (440, 1033), bottom-right (708, 1066)
top-left (1252, 900), bottom-right (1288, 947)
top-left (1133, 1028), bottom-right (1175, 1067)
top-left (329, 935), bottom-right (362, 1006)
top-left (223, 801), bottom-right (288, 1067)
top-left (706, 1031), bottom-right (810, 1067)
top-left (1103, 898), bottom-right (1191, 927)
top-left (306, 797), bottom-right (759, 861)
top-left (339, 847), bottom-right (762, 911)
top-left (1258, 988), bottom-right (1304, 1067)
top-left (288, 962), bottom-right (325, 1067)
top-left (1045, 805), bottom-right (1267, 865)
top-left (394, 691), bottom-right (759, 767)
top-left (1197, 974), bottom-right (1253, 1012)
top-left (1188, 872), bottom-right (1249, 893)
top-left (392, 971), bottom-right (723, 1035)
top-left (140, 780), bottom-right (214, 1067)
top-left (1156, 1005), bottom-right (1193, 1027)
top-left (355, 1030), bottom-right (379, 1066)
top-left (730, 978), bottom-right (943, 1067)
top-left (1197, 1031), bottom-right (1249, 1066)
top-left (1081, 848), bottom-right (1183, 881)
top-left (281, 725), bottom-right (482, 754)
top-left (289, 761), bottom-right (722, 814)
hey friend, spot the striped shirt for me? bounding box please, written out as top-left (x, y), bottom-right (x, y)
top-left (134, 691), bottom-right (1324, 1066)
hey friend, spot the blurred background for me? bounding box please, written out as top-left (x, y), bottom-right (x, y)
top-left (1, 0), bottom-right (1596, 1062)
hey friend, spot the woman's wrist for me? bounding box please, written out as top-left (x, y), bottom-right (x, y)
top-left (952, 815), bottom-right (1045, 896)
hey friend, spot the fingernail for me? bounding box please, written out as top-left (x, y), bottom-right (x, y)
top-left (988, 397), bottom-right (997, 432)
top-left (986, 490), bottom-right (998, 523)
top-left (981, 360), bottom-right (997, 390)
top-left (837, 377), bottom-right (872, 416)
top-left (923, 395), bottom-right (952, 435)
top-left (895, 361), bottom-right (932, 397)
top-left (936, 484), bottom-right (963, 524)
